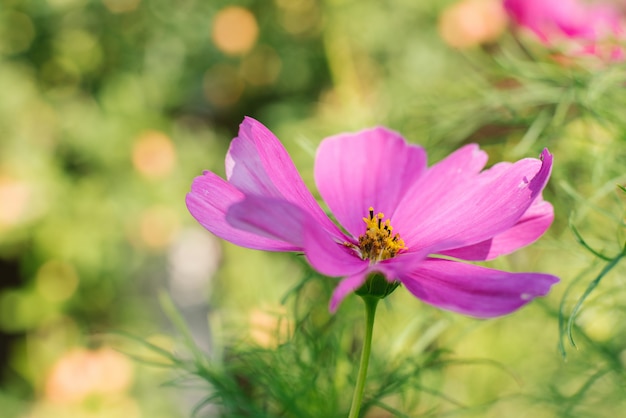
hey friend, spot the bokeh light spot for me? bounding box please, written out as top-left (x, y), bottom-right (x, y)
top-left (241, 45), bottom-right (282, 86)
top-left (54, 29), bottom-right (103, 73)
top-left (275, 0), bottom-right (321, 36)
top-left (211, 6), bottom-right (259, 55)
top-left (168, 228), bottom-right (221, 306)
top-left (138, 205), bottom-right (179, 249)
top-left (249, 306), bottom-right (292, 348)
top-left (0, 176), bottom-right (33, 228)
top-left (45, 347), bottom-right (134, 404)
top-left (0, 11), bottom-right (35, 55)
top-left (439, 0), bottom-right (508, 49)
top-left (36, 260), bottom-right (79, 303)
top-left (132, 130), bottom-right (177, 180)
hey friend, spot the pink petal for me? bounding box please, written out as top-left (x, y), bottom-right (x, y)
top-left (303, 220), bottom-right (367, 277)
top-left (440, 196), bottom-right (554, 261)
top-left (392, 144), bottom-right (489, 247)
top-left (399, 258), bottom-right (559, 318)
top-left (504, 0), bottom-right (588, 41)
top-left (403, 149), bottom-right (553, 254)
top-left (504, 0), bottom-right (623, 43)
top-left (329, 272), bottom-right (369, 313)
top-left (226, 196), bottom-right (308, 248)
top-left (226, 117), bottom-right (342, 235)
top-left (379, 248), bottom-right (430, 276)
top-left (186, 172), bottom-right (298, 251)
top-left (314, 127), bottom-right (427, 238)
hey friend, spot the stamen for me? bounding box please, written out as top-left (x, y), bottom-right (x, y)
top-left (357, 207), bottom-right (406, 262)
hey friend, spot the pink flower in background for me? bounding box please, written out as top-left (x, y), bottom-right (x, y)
top-left (504, 0), bottom-right (625, 60)
top-left (186, 117), bottom-right (558, 317)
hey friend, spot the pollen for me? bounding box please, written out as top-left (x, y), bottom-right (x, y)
top-left (356, 207), bottom-right (406, 261)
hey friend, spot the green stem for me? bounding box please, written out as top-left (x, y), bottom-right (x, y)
top-left (348, 296), bottom-right (379, 418)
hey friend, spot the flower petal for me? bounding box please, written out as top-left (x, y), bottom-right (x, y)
top-left (314, 127), bottom-right (427, 238)
top-left (504, 0), bottom-right (622, 42)
top-left (186, 172), bottom-right (297, 251)
top-left (392, 144), bottom-right (489, 247)
top-left (440, 196), bottom-right (554, 261)
top-left (226, 117), bottom-right (341, 234)
top-left (403, 149), bottom-right (553, 254)
top-left (303, 220), bottom-right (367, 277)
top-left (329, 272), bottom-right (369, 313)
top-left (399, 258), bottom-right (559, 318)
top-left (226, 196), bottom-right (308, 249)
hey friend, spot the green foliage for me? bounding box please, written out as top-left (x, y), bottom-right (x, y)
top-left (135, 270), bottom-right (520, 418)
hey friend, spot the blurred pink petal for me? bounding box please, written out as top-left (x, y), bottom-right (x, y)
top-left (504, 0), bottom-right (625, 60)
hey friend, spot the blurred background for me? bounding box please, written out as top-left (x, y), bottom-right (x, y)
top-left (1, 0), bottom-right (625, 417)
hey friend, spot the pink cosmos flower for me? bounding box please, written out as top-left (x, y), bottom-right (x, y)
top-left (504, 0), bottom-right (625, 60)
top-left (186, 117), bottom-right (558, 317)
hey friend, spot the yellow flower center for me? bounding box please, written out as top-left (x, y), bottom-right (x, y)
top-left (350, 207), bottom-right (406, 261)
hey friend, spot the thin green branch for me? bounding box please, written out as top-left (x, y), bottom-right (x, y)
top-left (566, 243), bottom-right (626, 348)
top-left (569, 219), bottom-right (612, 261)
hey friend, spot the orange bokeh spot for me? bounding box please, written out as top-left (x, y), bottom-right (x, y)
top-left (138, 205), bottom-right (179, 249)
top-left (132, 130), bottom-right (176, 180)
top-left (249, 306), bottom-right (292, 348)
top-left (36, 260), bottom-right (79, 303)
top-left (0, 176), bottom-right (32, 227)
top-left (211, 6), bottom-right (259, 55)
top-left (439, 0), bottom-right (508, 49)
top-left (45, 347), bottom-right (133, 404)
